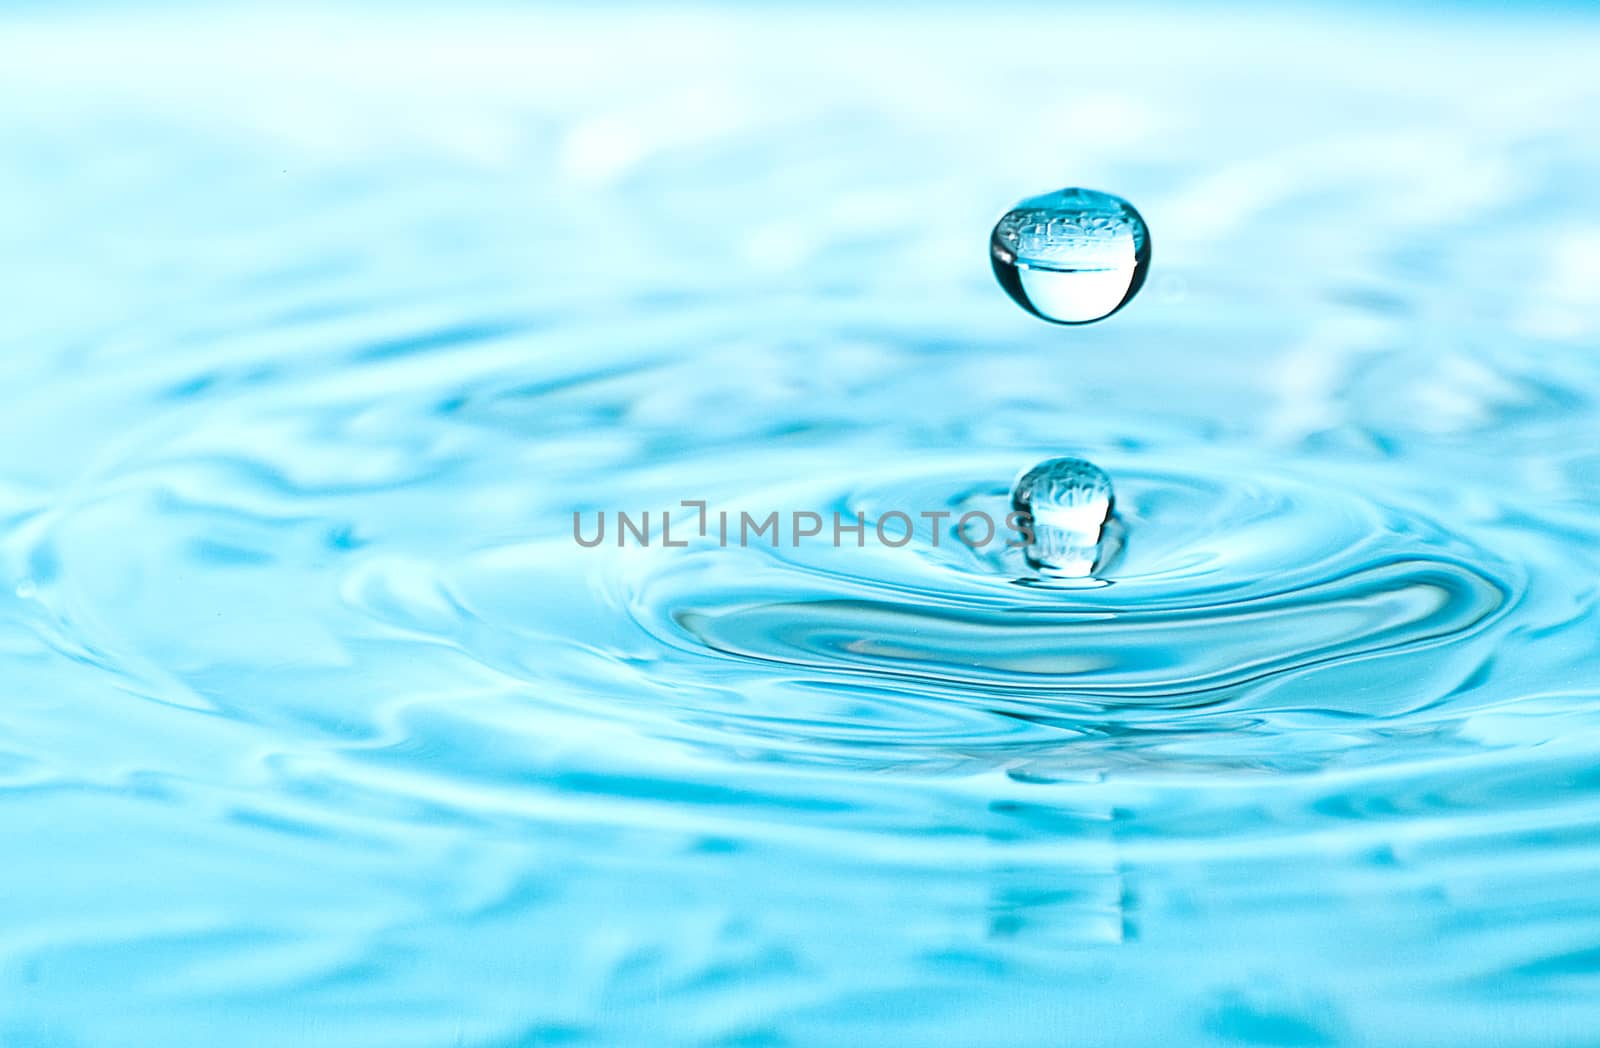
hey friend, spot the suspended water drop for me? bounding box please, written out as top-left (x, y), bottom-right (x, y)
top-left (1012, 457), bottom-right (1117, 578)
top-left (991, 188), bottom-right (1151, 324)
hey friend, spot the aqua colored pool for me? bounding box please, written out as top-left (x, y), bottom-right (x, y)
top-left (2, 6), bottom-right (1599, 1045)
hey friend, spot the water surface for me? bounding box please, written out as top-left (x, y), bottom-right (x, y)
top-left (2, 6), bottom-right (1600, 1046)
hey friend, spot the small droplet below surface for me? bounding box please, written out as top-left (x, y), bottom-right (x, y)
top-left (991, 187), bottom-right (1151, 324)
top-left (1012, 457), bottom-right (1117, 578)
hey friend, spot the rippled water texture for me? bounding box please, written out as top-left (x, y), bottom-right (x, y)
top-left (4, 7), bottom-right (1600, 1046)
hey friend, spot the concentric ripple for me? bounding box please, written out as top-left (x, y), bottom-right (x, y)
top-left (620, 453), bottom-right (1519, 767)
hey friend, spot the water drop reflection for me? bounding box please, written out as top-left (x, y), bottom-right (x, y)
top-left (991, 187), bottom-right (1151, 324)
top-left (1012, 457), bottom-right (1119, 579)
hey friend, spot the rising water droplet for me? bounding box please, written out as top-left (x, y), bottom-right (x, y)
top-left (991, 188), bottom-right (1151, 324)
top-left (1012, 457), bottom-right (1116, 578)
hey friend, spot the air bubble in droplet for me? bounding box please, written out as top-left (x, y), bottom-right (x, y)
top-left (991, 188), bottom-right (1151, 324)
top-left (1011, 457), bottom-right (1116, 578)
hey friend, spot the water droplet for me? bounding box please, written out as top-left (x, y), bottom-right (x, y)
top-left (991, 188), bottom-right (1151, 324)
top-left (1012, 457), bottom-right (1116, 578)
top-left (14, 579), bottom-right (36, 599)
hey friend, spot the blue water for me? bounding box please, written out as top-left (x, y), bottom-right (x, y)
top-left (3, 6), bottom-right (1600, 1046)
